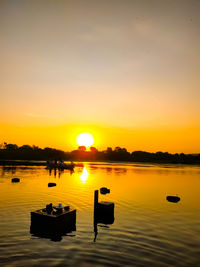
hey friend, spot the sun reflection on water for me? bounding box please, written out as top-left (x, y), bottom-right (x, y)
top-left (80, 167), bottom-right (89, 182)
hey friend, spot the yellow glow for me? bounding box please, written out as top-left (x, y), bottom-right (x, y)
top-left (76, 133), bottom-right (94, 147)
top-left (1, 123), bottom-right (200, 153)
top-left (1, 1), bottom-right (200, 154)
top-left (80, 167), bottom-right (89, 182)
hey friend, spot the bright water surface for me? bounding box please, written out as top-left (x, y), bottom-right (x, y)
top-left (0, 162), bottom-right (200, 266)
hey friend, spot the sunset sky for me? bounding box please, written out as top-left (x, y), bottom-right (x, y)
top-left (0, 0), bottom-right (200, 153)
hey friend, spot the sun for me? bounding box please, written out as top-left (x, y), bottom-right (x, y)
top-left (76, 133), bottom-right (94, 147)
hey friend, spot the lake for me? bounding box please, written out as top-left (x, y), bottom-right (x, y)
top-left (0, 162), bottom-right (200, 266)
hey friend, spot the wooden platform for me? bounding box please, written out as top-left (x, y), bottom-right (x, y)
top-left (30, 206), bottom-right (76, 235)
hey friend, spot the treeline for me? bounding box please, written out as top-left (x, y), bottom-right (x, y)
top-left (0, 143), bottom-right (68, 161)
top-left (0, 143), bottom-right (200, 164)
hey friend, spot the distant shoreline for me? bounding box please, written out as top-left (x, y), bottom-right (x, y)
top-left (0, 159), bottom-right (199, 166)
top-left (0, 160), bottom-right (47, 166)
top-left (1, 144), bottom-right (199, 165)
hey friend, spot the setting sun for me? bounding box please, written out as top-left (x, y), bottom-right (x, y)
top-left (76, 133), bottom-right (94, 147)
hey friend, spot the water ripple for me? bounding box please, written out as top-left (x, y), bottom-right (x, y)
top-left (0, 164), bottom-right (200, 266)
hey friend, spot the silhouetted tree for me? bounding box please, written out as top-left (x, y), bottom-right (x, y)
top-left (78, 146), bottom-right (86, 151)
top-left (0, 142), bottom-right (199, 164)
top-left (90, 147), bottom-right (98, 152)
top-left (5, 144), bottom-right (18, 150)
top-left (19, 145), bottom-right (33, 151)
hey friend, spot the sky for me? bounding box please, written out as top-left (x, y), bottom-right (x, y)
top-left (0, 0), bottom-right (200, 153)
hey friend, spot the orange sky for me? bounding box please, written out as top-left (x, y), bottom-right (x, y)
top-left (0, 0), bottom-right (200, 153)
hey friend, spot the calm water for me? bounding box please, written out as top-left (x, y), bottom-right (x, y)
top-left (0, 162), bottom-right (200, 267)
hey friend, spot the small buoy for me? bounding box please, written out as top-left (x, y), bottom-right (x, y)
top-left (100, 187), bottom-right (110, 194)
top-left (12, 178), bottom-right (20, 183)
top-left (166, 196), bottom-right (180, 203)
top-left (48, 183), bottom-right (56, 187)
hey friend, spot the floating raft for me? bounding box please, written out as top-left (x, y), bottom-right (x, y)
top-left (30, 204), bottom-right (76, 235)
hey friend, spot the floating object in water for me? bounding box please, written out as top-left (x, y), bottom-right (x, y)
top-left (97, 201), bottom-right (114, 218)
top-left (166, 196), bottom-right (180, 203)
top-left (11, 178), bottom-right (20, 183)
top-left (94, 192), bottom-right (114, 213)
top-left (30, 203), bottom-right (76, 240)
top-left (94, 190), bottom-right (114, 242)
top-left (48, 183), bottom-right (56, 187)
top-left (100, 187), bottom-right (110, 194)
top-left (94, 190), bottom-right (114, 221)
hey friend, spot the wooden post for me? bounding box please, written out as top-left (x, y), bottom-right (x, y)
top-left (94, 190), bottom-right (99, 209)
top-left (94, 190), bottom-right (99, 242)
